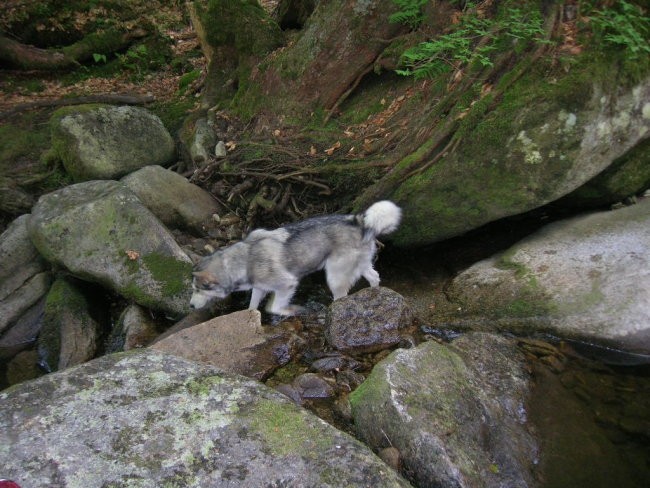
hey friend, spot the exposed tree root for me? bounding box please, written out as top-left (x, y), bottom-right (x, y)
top-left (0, 28), bottom-right (148, 71)
top-left (0, 93), bottom-right (155, 120)
top-left (190, 139), bottom-right (393, 228)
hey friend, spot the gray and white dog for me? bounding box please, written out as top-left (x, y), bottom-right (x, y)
top-left (190, 200), bottom-right (401, 315)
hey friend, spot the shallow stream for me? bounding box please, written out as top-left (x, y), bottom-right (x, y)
top-left (268, 211), bottom-right (650, 488)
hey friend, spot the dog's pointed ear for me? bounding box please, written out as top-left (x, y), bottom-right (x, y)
top-left (192, 270), bottom-right (218, 283)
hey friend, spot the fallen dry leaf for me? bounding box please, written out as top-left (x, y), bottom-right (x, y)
top-left (125, 250), bottom-right (140, 260)
top-left (324, 141), bottom-right (341, 155)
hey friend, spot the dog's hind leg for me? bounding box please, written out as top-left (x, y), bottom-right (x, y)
top-left (325, 257), bottom-right (358, 300)
top-left (362, 266), bottom-right (380, 287)
top-left (249, 288), bottom-right (268, 310)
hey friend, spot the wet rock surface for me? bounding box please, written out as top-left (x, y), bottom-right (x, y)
top-left (326, 286), bottom-right (415, 353)
top-left (0, 350), bottom-right (412, 488)
top-left (106, 303), bottom-right (163, 353)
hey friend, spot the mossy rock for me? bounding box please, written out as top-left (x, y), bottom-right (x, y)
top-left (443, 200), bottom-right (650, 354)
top-left (362, 60), bottom-right (650, 246)
top-left (37, 276), bottom-right (102, 372)
top-left (0, 350), bottom-right (413, 487)
top-left (28, 180), bottom-right (192, 316)
top-left (351, 334), bottom-right (535, 488)
top-left (50, 105), bottom-right (176, 181)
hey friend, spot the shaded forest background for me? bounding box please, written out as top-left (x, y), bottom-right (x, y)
top-left (1, 0), bottom-right (648, 237)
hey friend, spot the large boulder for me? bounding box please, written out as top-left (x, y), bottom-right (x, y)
top-left (351, 333), bottom-right (537, 488)
top-left (121, 165), bottom-right (221, 234)
top-left (0, 350), bottom-right (412, 488)
top-left (372, 73), bottom-right (650, 246)
top-left (50, 105), bottom-right (175, 181)
top-left (443, 199), bottom-right (650, 354)
top-left (28, 181), bottom-right (193, 317)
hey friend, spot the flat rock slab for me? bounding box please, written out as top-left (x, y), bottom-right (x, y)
top-left (151, 310), bottom-right (304, 380)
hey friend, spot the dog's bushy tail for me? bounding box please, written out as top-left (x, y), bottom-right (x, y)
top-left (361, 200), bottom-right (402, 239)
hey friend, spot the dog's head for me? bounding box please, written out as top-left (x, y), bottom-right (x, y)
top-left (189, 270), bottom-right (229, 309)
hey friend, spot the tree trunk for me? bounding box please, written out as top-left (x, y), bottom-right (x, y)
top-left (235, 0), bottom-right (408, 121)
top-left (188, 0), bottom-right (284, 108)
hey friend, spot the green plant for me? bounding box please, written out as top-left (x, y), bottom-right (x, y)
top-left (118, 44), bottom-right (148, 74)
top-left (392, 1), bottom-right (548, 79)
top-left (92, 53), bottom-right (107, 63)
top-left (178, 69), bottom-right (201, 94)
top-left (589, 0), bottom-right (650, 60)
top-left (389, 0), bottom-right (429, 28)
top-left (397, 14), bottom-right (494, 78)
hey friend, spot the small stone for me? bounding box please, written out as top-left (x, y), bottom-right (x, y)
top-left (326, 287), bottom-right (414, 353)
top-left (215, 141), bottom-right (227, 158)
top-left (293, 373), bottom-right (334, 399)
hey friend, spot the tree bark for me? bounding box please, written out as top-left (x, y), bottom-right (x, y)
top-left (235, 0), bottom-right (408, 121)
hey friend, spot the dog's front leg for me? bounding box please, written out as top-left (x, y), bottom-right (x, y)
top-left (249, 288), bottom-right (267, 310)
top-left (265, 286), bottom-right (301, 316)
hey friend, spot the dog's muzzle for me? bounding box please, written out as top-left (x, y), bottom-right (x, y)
top-left (189, 291), bottom-right (211, 309)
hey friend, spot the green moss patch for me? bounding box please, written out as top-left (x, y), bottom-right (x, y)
top-left (141, 252), bottom-right (192, 298)
top-left (248, 399), bottom-right (334, 457)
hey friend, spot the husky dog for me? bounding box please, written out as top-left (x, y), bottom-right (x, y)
top-left (190, 200), bottom-right (401, 315)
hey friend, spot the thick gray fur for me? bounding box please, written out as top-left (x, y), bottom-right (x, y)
top-left (190, 201), bottom-right (401, 315)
